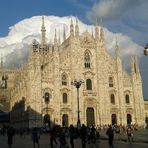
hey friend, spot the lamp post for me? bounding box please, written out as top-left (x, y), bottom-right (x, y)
top-left (71, 79), bottom-right (84, 129)
top-left (44, 92), bottom-right (50, 113)
top-left (144, 43), bottom-right (148, 56)
top-left (44, 92), bottom-right (50, 128)
top-left (40, 61), bottom-right (49, 127)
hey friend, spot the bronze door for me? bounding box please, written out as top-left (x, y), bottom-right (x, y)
top-left (111, 114), bottom-right (117, 125)
top-left (62, 114), bottom-right (68, 127)
top-left (86, 107), bottom-right (95, 126)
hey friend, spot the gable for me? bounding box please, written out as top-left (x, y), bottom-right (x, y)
top-left (80, 31), bottom-right (95, 47)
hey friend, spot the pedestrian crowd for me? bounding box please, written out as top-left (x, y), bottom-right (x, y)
top-left (0, 123), bottom-right (147, 148)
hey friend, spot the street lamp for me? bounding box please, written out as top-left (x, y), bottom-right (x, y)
top-left (144, 43), bottom-right (148, 56)
top-left (44, 92), bottom-right (50, 114)
top-left (40, 61), bottom-right (50, 128)
top-left (71, 79), bottom-right (84, 129)
top-left (44, 92), bottom-right (50, 128)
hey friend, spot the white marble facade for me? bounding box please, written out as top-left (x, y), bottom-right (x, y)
top-left (1, 16), bottom-right (146, 128)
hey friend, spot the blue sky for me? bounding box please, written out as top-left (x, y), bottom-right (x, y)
top-left (0, 0), bottom-right (93, 36)
top-left (0, 0), bottom-right (148, 99)
top-left (0, 0), bottom-right (148, 46)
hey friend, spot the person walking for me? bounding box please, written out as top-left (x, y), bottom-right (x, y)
top-left (126, 126), bottom-right (134, 142)
top-left (31, 127), bottom-right (40, 148)
top-left (49, 126), bottom-right (58, 148)
top-left (90, 125), bottom-right (96, 144)
top-left (59, 127), bottom-right (67, 148)
top-left (106, 125), bottom-right (114, 147)
top-left (7, 126), bottom-right (15, 148)
top-left (69, 124), bottom-right (76, 148)
top-left (80, 124), bottom-right (87, 148)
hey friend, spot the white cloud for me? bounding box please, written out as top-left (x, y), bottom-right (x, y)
top-left (86, 0), bottom-right (143, 21)
top-left (86, 0), bottom-right (148, 46)
top-left (0, 15), bottom-right (143, 68)
top-left (1, 15), bottom-right (148, 99)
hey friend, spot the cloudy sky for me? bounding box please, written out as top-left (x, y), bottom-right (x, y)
top-left (0, 0), bottom-right (148, 99)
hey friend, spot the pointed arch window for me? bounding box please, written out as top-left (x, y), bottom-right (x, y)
top-left (62, 74), bottom-right (67, 86)
top-left (109, 77), bottom-right (114, 87)
top-left (63, 93), bottom-right (68, 104)
top-left (125, 94), bottom-right (130, 104)
top-left (44, 92), bottom-right (50, 104)
top-left (86, 79), bottom-right (92, 90)
top-left (134, 63), bottom-right (137, 73)
top-left (84, 51), bottom-right (91, 68)
top-left (110, 94), bottom-right (115, 104)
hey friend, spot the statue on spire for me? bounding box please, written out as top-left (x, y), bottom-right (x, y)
top-left (115, 36), bottom-right (120, 57)
top-left (0, 55), bottom-right (3, 70)
top-left (75, 17), bottom-right (79, 37)
top-left (91, 27), bottom-right (94, 38)
top-left (41, 16), bottom-right (46, 46)
top-left (63, 25), bottom-right (66, 41)
top-left (131, 52), bottom-right (140, 75)
top-left (99, 18), bottom-right (104, 41)
top-left (70, 17), bottom-right (74, 36)
top-left (95, 18), bottom-right (99, 40)
top-left (54, 29), bottom-right (58, 45)
top-left (58, 30), bottom-right (61, 45)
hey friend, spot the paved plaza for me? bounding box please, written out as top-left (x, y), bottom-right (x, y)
top-left (0, 129), bottom-right (148, 148)
top-left (100, 128), bottom-right (148, 143)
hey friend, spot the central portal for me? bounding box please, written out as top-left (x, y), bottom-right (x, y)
top-left (62, 114), bottom-right (68, 127)
top-left (43, 114), bottom-right (50, 127)
top-left (86, 107), bottom-right (95, 126)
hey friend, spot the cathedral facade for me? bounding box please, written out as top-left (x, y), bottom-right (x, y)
top-left (0, 16), bottom-right (147, 128)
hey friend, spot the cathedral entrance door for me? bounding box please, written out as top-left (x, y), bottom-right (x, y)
top-left (43, 114), bottom-right (50, 127)
top-left (127, 114), bottom-right (132, 125)
top-left (111, 114), bottom-right (117, 125)
top-left (86, 107), bottom-right (95, 126)
top-left (62, 114), bottom-right (68, 127)
top-left (145, 117), bottom-right (148, 124)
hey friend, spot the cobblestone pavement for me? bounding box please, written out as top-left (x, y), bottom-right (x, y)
top-left (99, 128), bottom-right (148, 143)
top-left (0, 131), bottom-right (148, 148)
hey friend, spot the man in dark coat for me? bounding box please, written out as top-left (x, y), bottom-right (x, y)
top-left (7, 126), bottom-right (15, 148)
top-left (106, 125), bottom-right (114, 146)
top-left (80, 124), bottom-right (87, 148)
top-left (32, 127), bottom-right (40, 148)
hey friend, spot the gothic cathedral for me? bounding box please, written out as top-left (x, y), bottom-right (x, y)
top-left (0, 16), bottom-right (147, 128)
